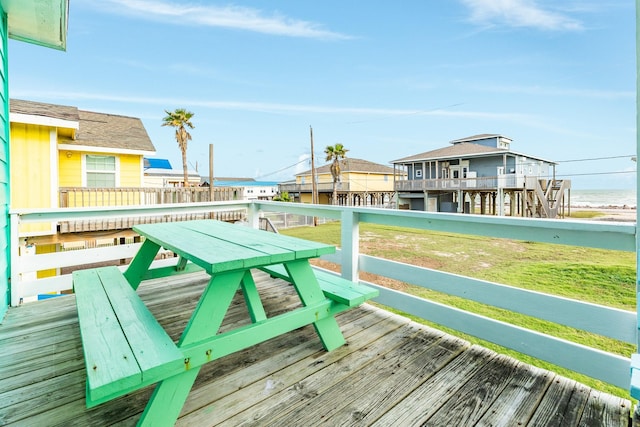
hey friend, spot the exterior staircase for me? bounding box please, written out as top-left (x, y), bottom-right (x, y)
top-left (526, 179), bottom-right (571, 219)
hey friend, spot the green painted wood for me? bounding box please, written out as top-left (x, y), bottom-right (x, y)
top-left (124, 239), bottom-right (161, 290)
top-left (73, 267), bottom-right (183, 407)
top-left (139, 269), bottom-right (244, 425)
top-left (0, 10), bottom-right (8, 318)
top-left (133, 220), bottom-right (335, 274)
top-left (134, 223), bottom-right (271, 273)
top-left (260, 264), bottom-right (379, 307)
top-left (178, 270), bottom-right (244, 346)
top-left (179, 220), bottom-right (306, 261)
top-left (285, 260), bottom-right (345, 351)
top-left (138, 368), bottom-right (201, 427)
top-left (240, 270), bottom-right (267, 322)
top-left (142, 262), bottom-right (204, 281)
top-left (181, 298), bottom-right (336, 368)
top-left (184, 219), bottom-right (335, 259)
top-left (97, 267), bottom-right (184, 380)
top-left (72, 268), bottom-right (142, 404)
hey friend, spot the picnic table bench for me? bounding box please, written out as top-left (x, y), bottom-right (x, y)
top-left (73, 219), bottom-right (378, 426)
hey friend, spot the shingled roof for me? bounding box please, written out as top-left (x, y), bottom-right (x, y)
top-left (10, 98), bottom-right (79, 122)
top-left (10, 99), bottom-right (156, 153)
top-left (68, 110), bottom-right (155, 152)
top-left (392, 142), bottom-right (506, 163)
top-left (297, 157), bottom-right (395, 176)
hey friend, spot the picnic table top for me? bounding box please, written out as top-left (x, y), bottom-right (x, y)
top-left (133, 220), bottom-right (335, 274)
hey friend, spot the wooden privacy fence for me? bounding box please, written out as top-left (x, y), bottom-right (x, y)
top-left (59, 187), bottom-right (242, 208)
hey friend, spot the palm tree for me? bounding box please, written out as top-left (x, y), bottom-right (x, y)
top-left (162, 109), bottom-right (195, 187)
top-left (324, 143), bottom-right (349, 205)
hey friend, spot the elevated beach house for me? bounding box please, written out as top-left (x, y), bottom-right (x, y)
top-left (392, 134), bottom-right (570, 218)
top-left (280, 157), bottom-right (399, 206)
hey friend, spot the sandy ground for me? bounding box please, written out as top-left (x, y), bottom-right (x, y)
top-left (569, 206), bottom-right (636, 222)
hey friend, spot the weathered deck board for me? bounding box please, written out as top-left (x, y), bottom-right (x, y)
top-left (0, 270), bottom-right (632, 426)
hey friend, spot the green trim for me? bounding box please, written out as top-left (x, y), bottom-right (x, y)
top-left (0, 9), bottom-right (9, 319)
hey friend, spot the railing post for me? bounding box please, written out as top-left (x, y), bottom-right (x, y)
top-left (340, 209), bottom-right (359, 282)
top-left (631, 0), bottom-right (640, 412)
top-left (9, 213), bottom-right (21, 306)
top-left (247, 201), bottom-right (260, 229)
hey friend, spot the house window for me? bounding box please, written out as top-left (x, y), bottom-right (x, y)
top-left (85, 155), bottom-right (116, 187)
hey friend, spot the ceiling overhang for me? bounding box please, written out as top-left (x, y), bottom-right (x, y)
top-left (1, 0), bottom-right (69, 51)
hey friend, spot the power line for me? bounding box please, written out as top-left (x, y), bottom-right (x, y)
top-left (555, 170), bottom-right (636, 178)
top-left (555, 154), bottom-right (635, 163)
top-left (254, 157), bottom-right (309, 179)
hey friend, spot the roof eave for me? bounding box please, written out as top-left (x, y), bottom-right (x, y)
top-left (2, 0), bottom-right (69, 51)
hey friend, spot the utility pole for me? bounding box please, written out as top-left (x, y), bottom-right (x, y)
top-left (209, 144), bottom-right (214, 201)
top-left (310, 126), bottom-right (318, 226)
top-left (310, 126), bottom-right (318, 204)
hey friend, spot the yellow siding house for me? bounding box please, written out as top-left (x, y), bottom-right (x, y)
top-left (9, 99), bottom-right (155, 280)
top-left (10, 99), bottom-right (156, 225)
top-left (284, 158), bottom-right (400, 207)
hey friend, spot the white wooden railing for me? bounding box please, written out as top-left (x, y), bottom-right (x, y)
top-left (395, 174), bottom-right (541, 191)
top-left (8, 201), bottom-right (637, 392)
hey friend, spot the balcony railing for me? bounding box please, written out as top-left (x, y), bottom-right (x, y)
top-left (59, 186), bottom-right (242, 207)
top-left (278, 182), bottom-right (350, 193)
top-left (8, 201), bottom-right (637, 393)
top-left (395, 175), bottom-right (540, 191)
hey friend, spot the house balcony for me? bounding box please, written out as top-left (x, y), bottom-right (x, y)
top-left (278, 181), bottom-right (351, 193)
top-left (395, 175), bottom-right (540, 192)
top-left (55, 187), bottom-right (246, 234)
top-left (4, 202), bottom-right (637, 424)
top-left (59, 186), bottom-right (244, 207)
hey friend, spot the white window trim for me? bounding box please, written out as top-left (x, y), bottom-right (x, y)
top-left (81, 154), bottom-right (120, 187)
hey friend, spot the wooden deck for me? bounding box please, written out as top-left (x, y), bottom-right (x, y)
top-left (0, 271), bottom-right (632, 426)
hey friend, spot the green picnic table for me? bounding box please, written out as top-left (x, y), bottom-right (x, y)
top-left (72, 219), bottom-right (378, 426)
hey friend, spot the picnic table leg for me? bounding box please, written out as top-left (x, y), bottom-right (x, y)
top-left (124, 239), bottom-right (161, 290)
top-left (284, 260), bottom-right (346, 351)
top-left (241, 270), bottom-right (267, 322)
top-left (137, 270), bottom-right (245, 426)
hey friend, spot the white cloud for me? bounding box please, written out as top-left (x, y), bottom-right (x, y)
top-left (11, 89), bottom-right (534, 122)
top-left (295, 154), bottom-right (311, 175)
top-left (460, 0), bottom-right (583, 31)
top-left (99, 0), bottom-right (351, 40)
top-left (472, 84), bottom-right (634, 100)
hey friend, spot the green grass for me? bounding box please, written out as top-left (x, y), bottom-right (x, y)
top-left (568, 210), bottom-right (605, 219)
top-left (281, 222), bottom-right (636, 399)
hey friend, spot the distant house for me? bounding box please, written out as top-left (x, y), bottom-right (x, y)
top-left (10, 99), bottom-right (156, 228)
top-left (143, 158), bottom-right (201, 187)
top-left (392, 134), bottom-right (570, 218)
top-left (281, 158), bottom-right (399, 206)
top-left (212, 178), bottom-right (279, 201)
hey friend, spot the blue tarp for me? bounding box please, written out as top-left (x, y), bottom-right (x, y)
top-left (144, 158), bottom-right (172, 169)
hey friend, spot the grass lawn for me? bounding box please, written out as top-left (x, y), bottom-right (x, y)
top-left (281, 222), bottom-right (636, 399)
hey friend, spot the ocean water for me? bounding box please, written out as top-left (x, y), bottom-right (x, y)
top-left (569, 189), bottom-right (636, 208)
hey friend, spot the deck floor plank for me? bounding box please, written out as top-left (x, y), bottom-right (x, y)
top-left (0, 270), bottom-right (632, 426)
top-left (474, 362), bottom-right (555, 426)
top-left (195, 311), bottom-right (411, 427)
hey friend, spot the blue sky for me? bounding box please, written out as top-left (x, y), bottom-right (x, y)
top-left (8, 0), bottom-right (636, 189)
